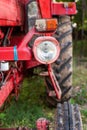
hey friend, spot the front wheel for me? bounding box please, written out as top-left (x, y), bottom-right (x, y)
top-left (55, 102), bottom-right (83, 130)
top-left (45, 16), bottom-right (73, 106)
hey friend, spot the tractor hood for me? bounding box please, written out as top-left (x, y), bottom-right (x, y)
top-left (0, 0), bottom-right (23, 26)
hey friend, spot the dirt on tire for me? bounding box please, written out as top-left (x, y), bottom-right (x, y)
top-left (54, 102), bottom-right (83, 130)
top-left (45, 16), bottom-right (73, 106)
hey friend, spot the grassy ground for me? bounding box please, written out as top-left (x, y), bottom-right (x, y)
top-left (72, 59), bottom-right (87, 129)
top-left (0, 59), bottom-right (87, 129)
top-left (0, 77), bottom-right (55, 128)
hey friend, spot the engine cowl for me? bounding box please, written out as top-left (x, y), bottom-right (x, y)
top-left (0, 0), bottom-right (23, 26)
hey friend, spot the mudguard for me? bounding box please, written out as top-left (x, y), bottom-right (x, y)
top-left (0, 0), bottom-right (23, 26)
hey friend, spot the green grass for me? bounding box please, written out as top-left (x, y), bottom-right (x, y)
top-left (0, 58), bottom-right (87, 128)
top-left (73, 40), bottom-right (87, 57)
top-left (0, 77), bottom-right (55, 128)
top-left (72, 60), bottom-right (87, 105)
top-left (72, 59), bottom-right (87, 129)
top-left (0, 102), bottom-right (45, 128)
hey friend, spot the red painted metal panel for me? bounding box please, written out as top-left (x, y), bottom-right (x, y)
top-left (0, 27), bottom-right (56, 61)
top-left (38, 0), bottom-right (51, 18)
top-left (0, 47), bottom-right (32, 61)
top-left (0, 71), bottom-right (23, 107)
top-left (18, 47), bottom-right (32, 60)
top-left (51, 2), bottom-right (77, 15)
top-left (48, 64), bottom-right (61, 100)
top-left (18, 28), bottom-right (35, 48)
top-left (0, 0), bottom-right (23, 26)
top-left (0, 47), bottom-right (14, 60)
top-left (0, 77), bottom-right (14, 107)
top-left (0, 28), bottom-right (36, 61)
top-left (26, 60), bottom-right (41, 69)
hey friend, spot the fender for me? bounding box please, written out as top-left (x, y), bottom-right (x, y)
top-left (0, 0), bottom-right (23, 26)
top-left (51, 2), bottom-right (77, 15)
top-left (38, 0), bottom-right (51, 18)
top-left (36, 0), bottom-right (76, 18)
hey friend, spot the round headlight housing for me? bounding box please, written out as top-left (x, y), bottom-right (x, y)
top-left (33, 37), bottom-right (60, 64)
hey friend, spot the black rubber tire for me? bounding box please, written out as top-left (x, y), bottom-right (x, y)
top-left (27, 0), bottom-right (41, 48)
top-left (27, 0), bottom-right (40, 31)
top-left (45, 16), bottom-right (73, 106)
top-left (55, 102), bottom-right (83, 130)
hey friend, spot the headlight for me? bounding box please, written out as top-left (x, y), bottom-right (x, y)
top-left (33, 37), bottom-right (60, 64)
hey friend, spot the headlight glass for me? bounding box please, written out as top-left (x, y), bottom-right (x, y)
top-left (37, 41), bottom-right (57, 63)
top-left (33, 37), bottom-right (60, 64)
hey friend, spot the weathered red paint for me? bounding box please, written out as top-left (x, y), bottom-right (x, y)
top-left (0, 70), bottom-right (23, 107)
top-left (51, 2), bottom-right (77, 15)
top-left (26, 60), bottom-right (41, 69)
top-left (0, 0), bottom-right (23, 26)
top-left (48, 64), bottom-right (61, 99)
top-left (0, 28), bottom-right (55, 61)
top-left (0, 77), bottom-right (14, 107)
top-left (38, 0), bottom-right (51, 18)
top-left (0, 47), bottom-right (32, 61)
top-left (18, 28), bottom-right (36, 48)
top-left (0, 28), bottom-right (36, 61)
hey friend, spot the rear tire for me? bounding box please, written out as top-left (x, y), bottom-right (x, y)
top-left (55, 102), bottom-right (83, 130)
top-left (45, 16), bottom-right (72, 106)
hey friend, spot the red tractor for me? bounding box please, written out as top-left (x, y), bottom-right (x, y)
top-left (0, 0), bottom-right (83, 130)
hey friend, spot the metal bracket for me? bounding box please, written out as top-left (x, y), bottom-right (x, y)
top-left (48, 64), bottom-right (62, 100)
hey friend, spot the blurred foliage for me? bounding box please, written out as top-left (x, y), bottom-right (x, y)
top-left (56, 0), bottom-right (73, 1)
top-left (56, 0), bottom-right (87, 40)
top-left (73, 40), bottom-right (87, 57)
top-left (72, 61), bottom-right (87, 127)
top-left (0, 77), bottom-right (54, 128)
top-left (73, 62), bottom-right (87, 105)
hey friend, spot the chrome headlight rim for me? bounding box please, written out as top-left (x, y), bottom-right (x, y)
top-left (33, 37), bottom-right (60, 64)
